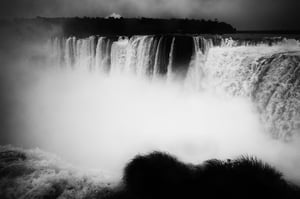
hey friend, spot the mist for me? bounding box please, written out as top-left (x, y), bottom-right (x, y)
top-left (0, 24), bottom-right (299, 186)
top-left (0, 43), bottom-right (299, 185)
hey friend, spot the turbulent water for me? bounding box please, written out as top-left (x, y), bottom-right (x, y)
top-left (0, 145), bottom-right (112, 199)
top-left (51, 35), bottom-right (300, 140)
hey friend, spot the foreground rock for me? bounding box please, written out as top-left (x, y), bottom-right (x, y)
top-left (108, 152), bottom-right (300, 199)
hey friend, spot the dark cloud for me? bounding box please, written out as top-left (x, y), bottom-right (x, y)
top-left (0, 0), bottom-right (299, 30)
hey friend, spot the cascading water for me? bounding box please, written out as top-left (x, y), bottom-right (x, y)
top-left (166, 37), bottom-right (175, 81)
top-left (51, 35), bottom-right (300, 140)
top-left (202, 40), bottom-right (300, 140)
top-left (185, 36), bottom-right (213, 90)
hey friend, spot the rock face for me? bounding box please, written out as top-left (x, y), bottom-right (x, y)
top-left (109, 152), bottom-right (300, 199)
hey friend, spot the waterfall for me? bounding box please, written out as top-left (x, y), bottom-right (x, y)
top-left (95, 37), bottom-right (104, 71)
top-left (153, 36), bottom-right (163, 78)
top-left (64, 37), bottom-right (73, 67)
top-left (105, 36), bottom-right (158, 76)
top-left (50, 35), bottom-right (300, 140)
top-left (167, 37), bottom-right (175, 81)
top-left (184, 36), bottom-right (213, 91)
top-left (110, 37), bottom-right (129, 74)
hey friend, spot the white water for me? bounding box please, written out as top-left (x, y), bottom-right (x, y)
top-left (4, 35), bottom-right (300, 183)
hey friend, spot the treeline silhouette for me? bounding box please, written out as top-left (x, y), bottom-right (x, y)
top-left (12, 17), bottom-right (237, 37)
top-left (103, 152), bottom-right (300, 199)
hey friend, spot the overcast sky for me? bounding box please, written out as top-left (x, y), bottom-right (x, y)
top-left (0, 0), bottom-right (300, 30)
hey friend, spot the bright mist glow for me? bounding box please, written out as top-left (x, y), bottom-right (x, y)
top-left (2, 33), bottom-right (300, 184)
top-left (16, 68), bottom-right (300, 183)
